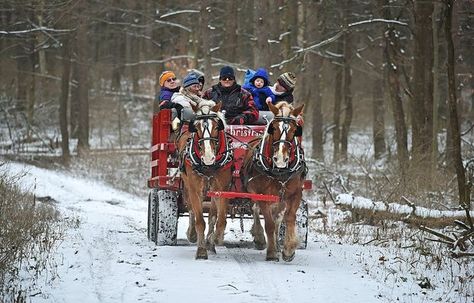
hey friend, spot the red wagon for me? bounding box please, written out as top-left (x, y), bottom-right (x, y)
top-left (147, 109), bottom-right (312, 247)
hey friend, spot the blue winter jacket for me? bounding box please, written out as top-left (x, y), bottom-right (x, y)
top-left (242, 68), bottom-right (275, 110)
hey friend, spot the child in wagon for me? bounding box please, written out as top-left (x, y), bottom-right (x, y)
top-left (243, 67), bottom-right (275, 111)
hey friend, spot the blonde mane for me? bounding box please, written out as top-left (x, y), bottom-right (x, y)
top-left (275, 101), bottom-right (294, 117)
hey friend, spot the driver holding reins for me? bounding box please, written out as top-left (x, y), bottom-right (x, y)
top-left (202, 66), bottom-right (258, 125)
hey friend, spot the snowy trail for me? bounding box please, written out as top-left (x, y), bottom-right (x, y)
top-left (7, 162), bottom-right (386, 303)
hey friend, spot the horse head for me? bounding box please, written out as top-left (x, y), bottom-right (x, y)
top-left (266, 102), bottom-right (304, 169)
top-left (188, 101), bottom-right (227, 166)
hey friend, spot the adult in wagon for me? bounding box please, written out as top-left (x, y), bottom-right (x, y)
top-left (242, 67), bottom-right (276, 111)
top-left (202, 66), bottom-right (258, 125)
top-left (171, 72), bottom-right (202, 109)
top-left (156, 70), bottom-right (180, 111)
top-left (189, 69), bottom-right (205, 92)
top-left (270, 72), bottom-right (297, 104)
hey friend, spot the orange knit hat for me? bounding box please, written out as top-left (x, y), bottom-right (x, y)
top-left (159, 71), bottom-right (176, 87)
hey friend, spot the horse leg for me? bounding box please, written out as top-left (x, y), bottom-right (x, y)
top-left (187, 188), bottom-right (208, 260)
top-left (214, 197), bottom-right (228, 246)
top-left (282, 193), bottom-right (301, 262)
top-left (250, 204), bottom-right (266, 250)
top-left (186, 208), bottom-right (197, 243)
top-left (206, 200), bottom-right (217, 254)
top-left (260, 203), bottom-right (279, 261)
top-left (273, 208), bottom-right (285, 253)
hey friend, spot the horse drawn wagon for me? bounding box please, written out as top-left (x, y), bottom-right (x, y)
top-left (147, 103), bottom-right (312, 260)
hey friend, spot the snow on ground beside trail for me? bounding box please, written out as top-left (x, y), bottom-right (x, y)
top-left (4, 162), bottom-right (472, 303)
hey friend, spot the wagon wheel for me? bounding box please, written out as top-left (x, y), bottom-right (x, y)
top-left (147, 189), bottom-right (179, 246)
top-left (279, 199), bottom-right (308, 249)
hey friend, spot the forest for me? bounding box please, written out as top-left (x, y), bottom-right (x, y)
top-left (1, 1), bottom-right (474, 301)
top-left (0, 1), bottom-right (473, 207)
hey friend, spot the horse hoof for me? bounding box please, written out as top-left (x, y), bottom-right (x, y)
top-left (282, 251), bottom-right (295, 262)
top-left (208, 244), bottom-right (217, 254)
top-left (254, 241), bottom-right (266, 250)
top-left (266, 255), bottom-right (279, 262)
top-left (195, 247), bottom-right (208, 260)
top-left (186, 229), bottom-right (197, 243)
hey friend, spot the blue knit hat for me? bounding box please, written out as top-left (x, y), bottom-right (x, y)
top-left (219, 66), bottom-right (235, 79)
top-left (183, 73), bottom-right (200, 88)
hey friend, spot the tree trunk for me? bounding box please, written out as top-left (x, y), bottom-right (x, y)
top-left (305, 1), bottom-right (323, 160)
top-left (332, 41), bottom-right (343, 163)
top-left (411, 1), bottom-right (434, 175)
top-left (254, 0), bottom-right (270, 68)
top-left (76, 20), bottom-right (90, 155)
top-left (340, 14), bottom-right (353, 162)
top-left (444, 0), bottom-right (470, 208)
top-left (373, 77), bottom-right (386, 159)
top-left (381, 0), bottom-right (409, 174)
top-left (432, 2), bottom-right (441, 171)
top-left (223, 1), bottom-right (238, 61)
top-left (59, 36), bottom-right (71, 165)
top-left (200, 0), bottom-right (212, 79)
top-left (281, 0), bottom-right (297, 70)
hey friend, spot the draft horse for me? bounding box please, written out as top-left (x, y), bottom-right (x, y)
top-left (242, 102), bottom-right (306, 262)
top-left (177, 99), bottom-right (233, 259)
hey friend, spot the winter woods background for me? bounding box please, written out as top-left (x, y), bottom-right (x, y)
top-left (0, 0), bottom-right (473, 207)
top-left (1, 1), bottom-right (474, 301)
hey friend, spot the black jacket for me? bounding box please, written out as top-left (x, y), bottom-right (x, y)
top-left (203, 83), bottom-right (258, 124)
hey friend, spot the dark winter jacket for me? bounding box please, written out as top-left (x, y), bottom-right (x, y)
top-left (157, 86), bottom-right (181, 112)
top-left (243, 68), bottom-right (275, 110)
top-left (202, 83), bottom-right (258, 125)
top-left (270, 83), bottom-right (294, 104)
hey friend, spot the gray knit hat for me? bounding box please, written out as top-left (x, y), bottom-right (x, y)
top-left (277, 72), bottom-right (296, 90)
top-left (183, 73), bottom-right (200, 88)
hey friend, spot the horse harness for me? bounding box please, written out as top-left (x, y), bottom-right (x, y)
top-left (182, 113), bottom-right (233, 176)
top-left (250, 116), bottom-right (306, 184)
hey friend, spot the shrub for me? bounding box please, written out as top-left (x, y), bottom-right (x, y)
top-left (0, 164), bottom-right (64, 302)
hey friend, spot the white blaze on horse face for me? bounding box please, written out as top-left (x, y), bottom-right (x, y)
top-left (274, 121), bottom-right (289, 168)
top-left (200, 119), bottom-right (216, 165)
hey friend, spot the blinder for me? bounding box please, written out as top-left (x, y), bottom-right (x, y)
top-left (295, 125), bottom-right (303, 137)
top-left (266, 117), bottom-right (303, 137)
top-left (188, 120), bottom-right (197, 133)
top-left (267, 123), bottom-right (274, 135)
top-left (188, 114), bottom-right (224, 133)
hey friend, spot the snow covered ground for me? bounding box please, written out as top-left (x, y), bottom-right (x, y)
top-left (4, 162), bottom-right (472, 303)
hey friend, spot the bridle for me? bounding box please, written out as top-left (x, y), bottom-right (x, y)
top-left (253, 116), bottom-right (305, 181)
top-left (185, 113), bottom-right (233, 174)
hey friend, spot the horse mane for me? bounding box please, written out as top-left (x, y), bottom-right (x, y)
top-left (275, 101), bottom-right (294, 117)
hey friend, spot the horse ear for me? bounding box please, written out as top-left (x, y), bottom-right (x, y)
top-left (267, 123), bottom-right (274, 135)
top-left (188, 120), bottom-right (197, 133)
top-left (211, 102), bottom-right (222, 113)
top-left (268, 102), bottom-right (280, 116)
top-left (292, 104), bottom-right (305, 117)
top-left (295, 125), bottom-right (303, 137)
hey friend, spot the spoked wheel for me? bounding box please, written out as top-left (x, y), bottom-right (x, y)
top-left (147, 189), bottom-right (179, 246)
top-left (279, 199), bottom-right (309, 249)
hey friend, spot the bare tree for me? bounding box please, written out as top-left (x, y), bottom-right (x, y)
top-left (444, 0), bottom-right (470, 208)
top-left (340, 2), bottom-right (353, 162)
top-left (59, 35), bottom-right (71, 165)
top-left (380, 0), bottom-right (409, 174)
top-left (76, 13), bottom-right (90, 155)
top-left (411, 1), bottom-right (435, 177)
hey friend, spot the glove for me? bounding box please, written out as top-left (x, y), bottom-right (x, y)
top-left (171, 117), bottom-right (181, 131)
top-left (229, 115), bottom-right (246, 125)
